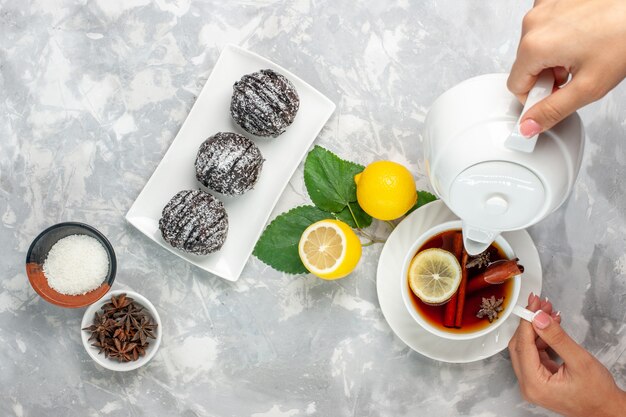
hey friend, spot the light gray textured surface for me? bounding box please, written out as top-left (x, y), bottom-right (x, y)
top-left (1, 1), bottom-right (625, 416)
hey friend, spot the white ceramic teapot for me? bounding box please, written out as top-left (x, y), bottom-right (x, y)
top-left (423, 72), bottom-right (585, 255)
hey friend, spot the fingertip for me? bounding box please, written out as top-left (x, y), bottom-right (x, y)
top-left (532, 310), bottom-right (552, 330)
top-left (540, 298), bottom-right (553, 315)
top-left (519, 118), bottom-right (542, 138)
top-left (528, 294), bottom-right (541, 312)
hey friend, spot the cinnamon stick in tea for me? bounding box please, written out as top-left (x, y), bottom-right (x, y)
top-left (443, 233), bottom-right (463, 328)
top-left (466, 259), bottom-right (524, 294)
top-left (454, 250), bottom-right (469, 328)
top-left (443, 295), bottom-right (458, 328)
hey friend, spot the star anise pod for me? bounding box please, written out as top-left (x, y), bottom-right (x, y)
top-left (114, 303), bottom-right (145, 332)
top-left (102, 293), bottom-right (133, 317)
top-left (476, 295), bottom-right (504, 323)
top-left (133, 344), bottom-right (147, 358)
top-left (82, 312), bottom-right (117, 343)
top-left (91, 338), bottom-right (113, 358)
top-left (466, 251), bottom-right (491, 269)
top-left (109, 339), bottom-right (138, 362)
top-left (131, 317), bottom-right (157, 346)
top-left (113, 327), bottom-right (129, 341)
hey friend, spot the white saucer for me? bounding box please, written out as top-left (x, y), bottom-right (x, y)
top-left (376, 200), bottom-right (542, 363)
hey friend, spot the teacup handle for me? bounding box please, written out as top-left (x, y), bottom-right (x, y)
top-left (504, 69), bottom-right (554, 153)
top-left (511, 304), bottom-right (542, 323)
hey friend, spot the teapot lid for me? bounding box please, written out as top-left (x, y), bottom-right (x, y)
top-left (449, 161), bottom-right (546, 231)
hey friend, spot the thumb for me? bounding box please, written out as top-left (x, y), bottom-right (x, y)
top-left (519, 76), bottom-right (592, 137)
top-left (532, 310), bottom-right (591, 367)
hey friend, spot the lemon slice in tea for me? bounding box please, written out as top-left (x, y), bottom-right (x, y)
top-left (408, 248), bottom-right (462, 305)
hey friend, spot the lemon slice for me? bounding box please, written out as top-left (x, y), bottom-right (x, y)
top-left (408, 248), bottom-right (462, 305)
top-left (298, 219), bottom-right (362, 280)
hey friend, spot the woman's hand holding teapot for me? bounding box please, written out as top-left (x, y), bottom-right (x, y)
top-left (507, 0), bottom-right (626, 138)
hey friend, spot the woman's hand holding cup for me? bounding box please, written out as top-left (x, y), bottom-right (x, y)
top-left (509, 294), bottom-right (626, 417)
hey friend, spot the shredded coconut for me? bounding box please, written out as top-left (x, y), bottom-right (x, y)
top-left (159, 189), bottom-right (229, 255)
top-left (43, 234), bottom-right (109, 295)
top-left (195, 132), bottom-right (264, 195)
top-left (230, 69), bottom-right (300, 137)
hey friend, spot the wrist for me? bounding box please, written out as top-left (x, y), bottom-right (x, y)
top-left (602, 388), bottom-right (626, 417)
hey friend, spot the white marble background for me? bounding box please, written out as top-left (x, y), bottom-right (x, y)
top-left (1, 1), bottom-right (625, 416)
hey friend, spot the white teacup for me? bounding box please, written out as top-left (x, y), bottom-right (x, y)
top-left (400, 220), bottom-right (532, 341)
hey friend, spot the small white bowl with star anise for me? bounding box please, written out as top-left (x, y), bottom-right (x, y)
top-left (81, 289), bottom-right (162, 371)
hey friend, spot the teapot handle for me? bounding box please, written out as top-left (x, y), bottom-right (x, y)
top-left (504, 70), bottom-right (555, 153)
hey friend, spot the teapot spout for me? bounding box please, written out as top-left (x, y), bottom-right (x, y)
top-left (461, 222), bottom-right (500, 256)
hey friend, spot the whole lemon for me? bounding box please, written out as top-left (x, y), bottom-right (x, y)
top-left (354, 161), bottom-right (417, 220)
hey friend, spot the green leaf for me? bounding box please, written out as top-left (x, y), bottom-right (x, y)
top-left (253, 205), bottom-right (330, 274)
top-left (407, 190), bottom-right (438, 215)
top-left (417, 190), bottom-right (438, 208)
top-left (304, 146), bottom-right (364, 213)
top-left (334, 201), bottom-right (373, 229)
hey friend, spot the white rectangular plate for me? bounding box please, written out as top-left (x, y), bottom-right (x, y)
top-left (126, 44), bottom-right (336, 281)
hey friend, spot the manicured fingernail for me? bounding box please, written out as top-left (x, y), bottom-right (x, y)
top-left (533, 310), bottom-right (551, 329)
top-left (555, 311), bottom-right (561, 317)
top-left (545, 297), bottom-right (549, 303)
top-left (519, 119), bottom-right (542, 138)
top-left (528, 292), bottom-right (535, 304)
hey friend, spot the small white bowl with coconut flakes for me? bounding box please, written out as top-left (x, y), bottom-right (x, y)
top-left (26, 222), bottom-right (117, 308)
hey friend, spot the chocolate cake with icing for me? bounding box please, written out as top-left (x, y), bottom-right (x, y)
top-left (159, 189), bottom-right (228, 255)
top-left (195, 132), bottom-right (264, 195)
top-left (230, 69), bottom-right (299, 137)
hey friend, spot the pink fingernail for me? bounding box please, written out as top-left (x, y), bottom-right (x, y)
top-left (528, 292), bottom-right (535, 304)
top-left (519, 119), bottom-right (542, 138)
top-left (545, 297), bottom-right (549, 303)
top-left (555, 311), bottom-right (561, 317)
top-left (533, 310), bottom-right (551, 329)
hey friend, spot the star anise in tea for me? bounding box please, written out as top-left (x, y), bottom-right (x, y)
top-left (466, 251), bottom-right (491, 269)
top-left (476, 295), bottom-right (504, 323)
top-left (83, 293), bottom-right (158, 363)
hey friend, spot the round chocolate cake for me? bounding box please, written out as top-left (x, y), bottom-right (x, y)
top-left (195, 132), bottom-right (264, 195)
top-left (230, 69), bottom-right (300, 137)
top-left (159, 189), bottom-right (228, 255)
